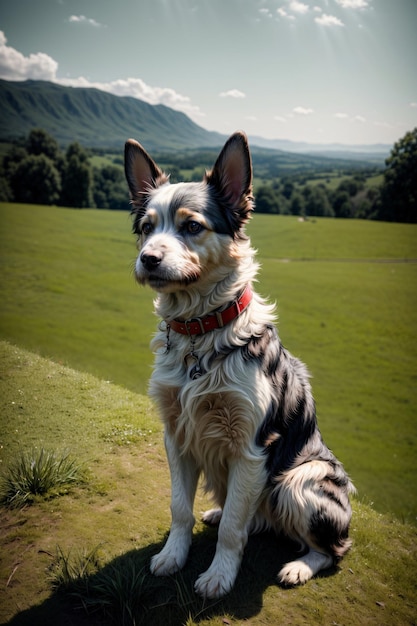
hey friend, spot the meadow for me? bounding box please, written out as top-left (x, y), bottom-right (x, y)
top-left (0, 202), bottom-right (416, 624)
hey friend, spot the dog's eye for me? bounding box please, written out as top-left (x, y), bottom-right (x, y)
top-left (186, 221), bottom-right (204, 235)
top-left (141, 222), bottom-right (154, 236)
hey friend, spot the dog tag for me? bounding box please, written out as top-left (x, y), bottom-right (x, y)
top-left (190, 362), bottom-right (203, 380)
top-left (185, 351), bottom-right (204, 380)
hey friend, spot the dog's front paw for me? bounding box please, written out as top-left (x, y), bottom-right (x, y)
top-left (150, 544), bottom-right (188, 577)
top-left (194, 567), bottom-right (235, 599)
top-left (194, 548), bottom-right (240, 599)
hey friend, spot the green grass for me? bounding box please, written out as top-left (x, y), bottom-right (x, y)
top-left (1, 203), bottom-right (416, 523)
top-left (251, 212), bottom-right (416, 259)
top-left (365, 173), bottom-right (384, 188)
top-left (0, 447), bottom-right (85, 508)
top-left (0, 202), bottom-right (155, 392)
top-left (0, 342), bottom-right (416, 626)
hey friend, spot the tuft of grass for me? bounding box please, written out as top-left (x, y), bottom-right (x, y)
top-left (48, 544), bottom-right (103, 590)
top-left (0, 447), bottom-right (85, 508)
top-left (71, 555), bottom-right (150, 626)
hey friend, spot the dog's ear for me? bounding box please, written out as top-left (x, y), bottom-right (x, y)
top-left (205, 131), bottom-right (253, 234)
top-left (124, 139), bottom-right (168, 224)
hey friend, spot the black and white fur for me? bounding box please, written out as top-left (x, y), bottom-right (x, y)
top-left (125, 132), bottom-right (354, 599)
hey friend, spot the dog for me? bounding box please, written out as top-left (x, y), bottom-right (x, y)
top-left (124, 131), bottom-right (354, 600)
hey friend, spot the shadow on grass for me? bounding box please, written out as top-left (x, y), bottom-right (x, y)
top-left (6, 526), bottom-right (338, 626)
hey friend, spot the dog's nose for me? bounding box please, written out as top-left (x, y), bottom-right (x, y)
top-left (140, 251), bottom-right (162, 271)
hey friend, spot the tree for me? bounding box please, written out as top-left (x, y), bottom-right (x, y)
top-left (26, 128), bottom-right (61, 163)
top-left (11, 154), bottom-right (61, 205)
top-left (281, 179), bottom-right (294, 200)
top-left (93, 165), bottom-right (127, 210)
top-left (60, 142), bottom-right (94, 208)
top-left (379, 128), bottom-right (417, 223)
top-left (332, 190), bottom-right (352, 218)
top-left (255, 185), bottom-right (281, 214)
top-left (3, 145), bottom-right (28, 176)
top-left (337, 178), bottom-right (362, 197)
top-left (302, 184), bottom-right (334, 217)
top-left (290, 192), bottom-right (306, 217)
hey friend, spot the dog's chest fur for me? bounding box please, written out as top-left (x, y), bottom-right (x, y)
top-left (149, 319), bottom-right (273, 482)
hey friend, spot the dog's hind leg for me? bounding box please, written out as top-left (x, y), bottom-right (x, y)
top-left (278, 549), bottom-right (333, 586)
top-left (202, 507), bottom-right (222, 526)
top-left (271, 460), bottom-right (353, 586)
top-left (150, 432), bottom-right (200, 576)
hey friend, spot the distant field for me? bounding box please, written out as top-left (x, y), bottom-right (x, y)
top-left (89, 153), bottom-right (123, 170)
top-left (0, 202), bottom-right (416, 523)
top-left (294, 172), bottom-right (384, 192)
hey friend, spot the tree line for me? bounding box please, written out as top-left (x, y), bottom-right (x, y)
top-left (0, 127), bottom-right (416, 222)
top-left (253, 128), bottom-right (416, 222)
top-left (0, 129), bottom-right (127, 210)
top-left (254, 176), bottom-right (378, 219)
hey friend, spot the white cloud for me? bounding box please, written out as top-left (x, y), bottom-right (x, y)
top-left (0, 31), bottom-right (58, 80)
top-left (334, 112), bottom-right (370, 124)
top-left (335, 0), bottom-right (369, 8)
top-left (289, 1), bottom-right (309, 14)
top-left (373, 121), bottom-right (393, 129)
top-left (69, 15), bottom-right (105, 28)
top-left (315, 13), bottom-right (345, 27)
top-left (313, 6), bottom-right (323, 12)
top-left (274, 115), bottom-right (287, 123)
top-left (293, 106), bottom-right (314, 115)
top-left (59, 76), bottom-right (205, 117)
top-left (259, 8), bottom-right (273, 18)
top-left (410, 102), bottom-right (417, 108)
top-left (219, 89), bottom-right (246, 98)
top-left (0, 31), bottom-right (204, 119)
top-left (277, 7), bottom-right (295, 20)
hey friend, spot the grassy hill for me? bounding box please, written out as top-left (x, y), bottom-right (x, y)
top-left (0, 202), bottom-right (416, 525)
top-left (0, 79), bottom-right (225, 150)
top-left (1, 341), bottom-right (416, 626)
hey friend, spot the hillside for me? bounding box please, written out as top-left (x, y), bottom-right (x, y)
top-left (0, 79), bottom-right (226, 150)
top-left (1, 341), bottom-right (416, 626)
top-left (0, 80), bottom-right (388, 163)
top-left (1, 202), bottom-right (416, 523)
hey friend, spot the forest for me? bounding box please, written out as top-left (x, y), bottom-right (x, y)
top-left (0, 127), bottom-right (416, 222)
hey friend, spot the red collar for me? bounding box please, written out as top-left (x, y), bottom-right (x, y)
top-left (167, 286), bottom-right (253, 336)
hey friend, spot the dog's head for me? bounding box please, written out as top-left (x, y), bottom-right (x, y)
top-left (124, 132), bottom-right (253, 293)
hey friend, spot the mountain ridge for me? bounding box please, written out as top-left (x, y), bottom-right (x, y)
top-left (0, 79), bottom-right (391, 158)
top-left (0, 79), bottom-right (225, 150)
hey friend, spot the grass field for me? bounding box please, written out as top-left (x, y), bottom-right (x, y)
top-left (1, 201), bottom-right (416, 624)
top-left (1, 341), bottom-right (416, 626)
top-left (1, 202), bottom-right (416, 523)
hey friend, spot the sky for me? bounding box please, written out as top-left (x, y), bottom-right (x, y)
top-left (0, 0), bottom-right (416, 147)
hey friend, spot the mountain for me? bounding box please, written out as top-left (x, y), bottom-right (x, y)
top-left (248, 135), bottom-right (391, 160)
top-left (0, 79), bottom-right (390, 160)
top-left (0, 79), bottom-right (226, 150)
